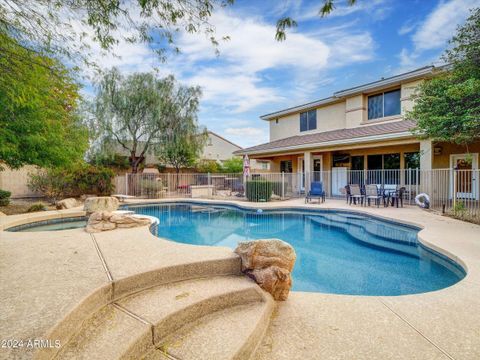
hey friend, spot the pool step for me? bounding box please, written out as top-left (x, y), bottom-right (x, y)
top-left (317, 213), bottom-right (417, 243)
top-left (144, 302), bottom-right (270, 360)
top-left (308, 215), bottom-right (418, 257)
top-left (54, 275), bottom-right (273, 360)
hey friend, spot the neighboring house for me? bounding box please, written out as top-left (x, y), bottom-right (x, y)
top-left (202, 131), bottom-right (242, 163)
top-left (202, 131), bottom-right (270, 172)
top-left (113, 131), bottom-right (270, 171)
top-left (234, 65), bottom-right (479, 198)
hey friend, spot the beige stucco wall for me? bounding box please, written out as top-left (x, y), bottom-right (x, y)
top-left (0, 165), bottom-right (40, 198)
top-left (202, 133), bottom-right (242, 162)
top-left (269, 102), bottom-right (346, 141)
top-left (268, 80), bottom-right (423, 140)
top-left (432, 142), bottom-right (480, 169)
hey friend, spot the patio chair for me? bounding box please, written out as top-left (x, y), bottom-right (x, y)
top-left (365, 184), bottom-right (383, 207)
top-left (305, 182), bottom-right (326, 203)
top-left (389, 187), bottom-right (406, 208)
top-left (349, 184), bottom-right (365, 205)
top-left (343, 185), bottom-right (351, 203)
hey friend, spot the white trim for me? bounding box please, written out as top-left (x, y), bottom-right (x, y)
top-left (238, 131), bottom-right (414, 156)
top-left (297, 157), bottom-right (305, 192)
top-left (260, 65), bottom-right (445, 120)
top-left (449, 153), bottom-right (479, 200)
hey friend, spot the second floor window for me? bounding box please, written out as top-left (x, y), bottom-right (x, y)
top-left (368, 89), bottom-right (401, 120)
top-left (300, 110), bottom-right (317, 132)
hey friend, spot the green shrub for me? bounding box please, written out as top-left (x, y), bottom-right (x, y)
top-left (73, 165), bottom-right (115, 196)
top-left (0, 189), bottom-right (11, 206)
top-left (220, 157), bottom-right (243, 173)
top-left (28, 164), bottom-right (115, 203)
top-left (196, 159), bottom-right (220, 173)
top-left (27, 202), bottom-right (47, 212)
top-left (28, 168), bottom-right (71, 203)
top-left (246, 180), bottom-right (273, 202)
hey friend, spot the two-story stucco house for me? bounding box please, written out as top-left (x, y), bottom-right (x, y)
top-left (235, 66), bottom-right (479, 198)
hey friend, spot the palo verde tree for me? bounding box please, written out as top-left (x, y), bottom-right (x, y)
top-left (93, 68), bottom-right (203, 173)
top-left (0, 31), bottom-right (88, 170)
top-left (408, 8), bottom-right (480, 148)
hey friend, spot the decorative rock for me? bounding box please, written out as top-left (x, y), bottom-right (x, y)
top-left (234, 239), bottom-right (296, 301)
top-left (83, 196), bottom-right (119, 214)
top-left (56, 198), bottom-right (78, 210)
top-left (85, 211), bottom-right (151, 233)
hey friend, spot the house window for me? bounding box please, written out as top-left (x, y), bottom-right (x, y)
top-left (404, 152), bottom-right (420, 169)
top-left (280, 160), bottom-right (292, 173)
top-left (367, 89), bottom-right (401, 120)
top-left (299, 110), bottom-right (317, 132)
top-left (367, 153), bottom-right (400, 185)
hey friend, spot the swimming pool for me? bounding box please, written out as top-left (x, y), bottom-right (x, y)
top-left (126, 202), bottom-right (465, 296)
top-left (6, 217), bottom-right (87, 232)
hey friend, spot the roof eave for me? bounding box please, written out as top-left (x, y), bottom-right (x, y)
top-left (234, 131), bottom-right (415, 156)
top-left (259, 65), bottom-right (447, 121)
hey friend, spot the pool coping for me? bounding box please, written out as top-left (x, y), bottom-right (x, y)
top-left (121, 198), bottom-right (472, 279)
top-left (1, 199), bottom-right (479, 359)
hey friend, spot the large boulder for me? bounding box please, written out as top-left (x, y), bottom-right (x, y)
top-left (56, 198), bottom-right (78, 210)
top-left (0, 211), bottom-right (6, 216)
top-left (234, 239), bottom-right (296, 301)
top-left (83, 196), bottom-right (119, 214)
top-left (85, 211), bottom-right (151, 233)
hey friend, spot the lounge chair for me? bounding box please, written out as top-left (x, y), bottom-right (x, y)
top-left (365, 184), bottom-right (383, 207)
top-left (349, 184), bottom-right (364, 205)
top-left (305, 182), bottom-right (326, 203)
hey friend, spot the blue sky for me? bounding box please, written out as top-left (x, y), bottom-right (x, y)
top-left (83, 0), bottom-right (480, 148)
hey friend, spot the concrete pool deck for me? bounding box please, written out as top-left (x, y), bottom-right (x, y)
top-left (0, 199), bottom-right (479, 359)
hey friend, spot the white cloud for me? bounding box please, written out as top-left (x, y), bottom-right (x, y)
top-left (174, 10), bottom-right (374, 113)
top-left (295, 0), bottom-right (392, 21)
top-left (398, 20), bottom-right (417, 35)
top-left (412, 0), bottom-right (479, 51)
top-left (224, 127), bottom-right (269, 147)
top-left (398, 0), bottom-right (479, 72)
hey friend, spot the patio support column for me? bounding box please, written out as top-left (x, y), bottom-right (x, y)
top-left (304, 151), bottom-right (312, 193)
top-left (420, 140), bottom-right (433, 171)
top-left (420, 140), bottom-right (433, 195)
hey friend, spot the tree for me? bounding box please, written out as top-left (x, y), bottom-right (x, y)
top-left (408, 8), bottom-right (480, 146)
top-left (93, 68), bottom-right (202, 173)
top-left (276, 0), bottom-right (357, 41)
top-left (220, 157), bottom-right (243, 173)
top-left (0, 32), bottom-right (88, 170)
top-left (0, 0), bottom-right (234, 75)
top-left (158, 132), bottom-right (207, 173)
top-left (0, 0), bottom-right (359, 71)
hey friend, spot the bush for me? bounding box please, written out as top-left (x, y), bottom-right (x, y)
top-left (220, 157), bottom-right (243, 173)
top-left (0, 189), bottom-right (11, 206)
top-left (28, 164), bottom-right (115, 203)
top-left (196, 159), bottom-right (221, 173)
top-left (246, 180), bottom-right (273, 202)
top-left (27, 202), bottom-right (47, 212)
top-left (90, 153), bottom-right (130, 170)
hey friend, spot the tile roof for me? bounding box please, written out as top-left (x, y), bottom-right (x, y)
top-left (234, 120), bottom-right (416, 155)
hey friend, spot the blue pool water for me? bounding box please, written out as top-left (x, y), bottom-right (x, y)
top-left (126, 203), bottom-right (465, 296)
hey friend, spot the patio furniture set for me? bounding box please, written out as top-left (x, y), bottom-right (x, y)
top-left (305, 181), bottom-right (406, 208)
top-left (345, 184), bottom-right (406, 208)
